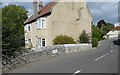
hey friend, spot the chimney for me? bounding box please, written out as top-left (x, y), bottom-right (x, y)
top-left (33, 0), bottom-right (38, 18)
top-left (38, 0), bottom-right (43, 11)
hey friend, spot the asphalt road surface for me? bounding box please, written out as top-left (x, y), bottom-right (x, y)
top-left (3, 38), bottom-right (119, 74)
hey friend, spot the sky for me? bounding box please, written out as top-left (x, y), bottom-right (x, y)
top-left (0, 0), bottom-right (119, 25)
top-left (87, 2), bottom-right (118, 25)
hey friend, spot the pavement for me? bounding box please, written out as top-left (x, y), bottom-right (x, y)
top-left (3, 38), bottom-right (119, 74)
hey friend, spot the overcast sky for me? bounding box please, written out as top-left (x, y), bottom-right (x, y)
top-left (87, 2), bottom-right (118, 25)
top-left (0, 0), bottom-right (119, 25)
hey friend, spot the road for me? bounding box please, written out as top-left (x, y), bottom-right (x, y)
top-left (3, 38), bottom-right (119, 74)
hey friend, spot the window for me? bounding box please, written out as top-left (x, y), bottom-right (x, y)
top-left (37, 38), bottom-right (41, 47)
top-left (25, 40), bottom-right (28, 45)
top-left (37, 19), bottom-right (41, 29)
top-left (28, 39), bottom-right (31, 44)
top-left (37, 18), bottom-right (46, 29)
top-left (41, 19), bottom-right (46, 28)
top-left (25, 24), bottom-right (31, 32)
top-left (28, 25), bottom-right (31, 31)
top-left (42, 39), bottom-right (45, 46)
top-left (24, 25), bottom-right (27, 32)
top-left (37, 38), bottom-right (46, 47)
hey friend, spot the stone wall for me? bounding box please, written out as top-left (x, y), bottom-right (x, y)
top-left (2, 44), bottom-right (92, 71)
top-left (64, 44), bottom-right (92, 53)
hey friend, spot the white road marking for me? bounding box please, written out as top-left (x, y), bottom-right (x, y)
top-left (74, 70), bottom-right (82, 74)
top-left (111, 46), bottom-right (113, 52)
top-left (95, 53), bottom-right (109, 61)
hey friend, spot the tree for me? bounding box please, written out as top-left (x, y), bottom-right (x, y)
top-left (92, 25), bottom-right (101, 40)
top-left (97, 20), bottom-right (114, 39)
top-left (102, 23), bottom-right (114, 33)
top-left (78, 30), bottom-right (89, 43)
top-left (97, 19), bottom-right (107, 29)
top-left (92, 21), bottom-right (114, 47)
top-left (100, 23), bottom-right (114, 38)
top-left (2, 5), bottom-right (28, 57)
top-left (53, 35), bottom-right (76, 45)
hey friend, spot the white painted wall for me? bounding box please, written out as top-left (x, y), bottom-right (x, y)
top-left (114, 23), bottom-right (120, 27)
top-left (107, 30), bottom-right (119, 38)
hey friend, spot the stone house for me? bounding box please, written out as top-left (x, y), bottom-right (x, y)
top-left (24, 0), bottom-right (92, 48)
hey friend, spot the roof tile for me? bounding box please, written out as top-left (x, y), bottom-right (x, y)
top-left (112, 26), bottom-right (120, 30)
top-left (24, 2), bottom-right (57, 25)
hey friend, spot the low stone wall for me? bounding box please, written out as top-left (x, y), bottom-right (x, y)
top-left (64, 44), bottom-right (92, 53)
top-left (2, 44), bottom-right (92, 71)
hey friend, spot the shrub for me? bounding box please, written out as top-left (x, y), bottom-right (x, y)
top-left (92, 25), bottom-right (101, 40)
top-left (78, 30), bottom-right (89, 43)
top-left (92, 38), bottom-right (99, 47)
top-left (92, 31), bottom-right (101, 41)
top-left (53, 35), bottom-right (76, 45)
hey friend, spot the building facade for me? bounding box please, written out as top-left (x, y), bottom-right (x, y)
top-left (114, 23), bottom-right (120, 27)
top-left (107, 26), bottom-right (120, 38)
top-left (24, 0), bottom-right (92, 48)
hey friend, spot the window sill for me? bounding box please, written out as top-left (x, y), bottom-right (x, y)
top-left (25, 31), bottom-right (31, 33)
top-left (37, 28), bottom-right (46, 30)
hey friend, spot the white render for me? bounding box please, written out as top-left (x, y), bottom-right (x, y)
top-left (114, 23), bottom-right (120, 27)
top-left (107, 30), bottom-right (120, 38)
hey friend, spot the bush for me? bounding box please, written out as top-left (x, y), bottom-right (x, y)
top-left (53, 35), bottom-right (76, 45)
top-left (78, 30), bottom-right (89, 43)
top-left (92, 31), bottom-right (101, 41)
top-left (92, 38), bottom-right (99, 47)
top-left (92, 25), bottom-right (101, 40)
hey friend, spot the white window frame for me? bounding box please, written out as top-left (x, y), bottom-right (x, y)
top-left (26, 24), bottom-right (32, 32)
top-left (41, 38), bottom-right (46, 46)
top-left (24, 25), bottom-right (27, 32)
top-left (28, 25), bottom-right (31, 31)
top-left (25, 38), bottom-right (32, 45)
top-left (37, 18), bottom-right (46, 29)
top-left (37, 19), bottom-right (41, 29)
top-left (28, 39), bottom-right (32, 44)
top-left (37, 38), bottom-right (41, 47)
top-left (37, 38), bottom-right (46, 47)
top-left (25, 39), bottom-right (28, 45)
top-left (41, 18), bottom-right (46, 29)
